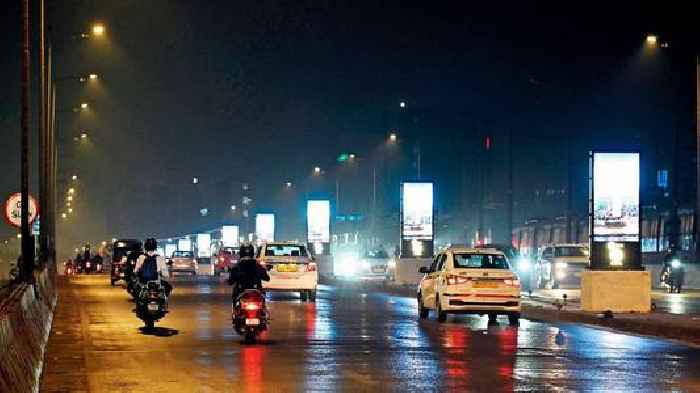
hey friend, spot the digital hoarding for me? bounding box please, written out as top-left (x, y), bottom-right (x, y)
top-left (592, 152), bottom-right (640, 242)
top-left (177, 238), bottom-right (192, 251)
top-left (196, 233), bottom-right (211, 257)
top-left (255, 213), bottom-right (275, 243)
top-left (307, 200), bottom-right (330, 243)
top-left (222, 225), bottom-right (240, 247)
top-left (402, 182), bottom-right (434, 240)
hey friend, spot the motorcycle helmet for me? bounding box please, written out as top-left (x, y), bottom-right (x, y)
top-left (144, 238), bottom-right (158, 252)
top-left (239, 244), bottom-right (255, 258)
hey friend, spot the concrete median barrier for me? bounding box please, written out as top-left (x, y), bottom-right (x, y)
top-left (0, 268), bottom-right (57, 393)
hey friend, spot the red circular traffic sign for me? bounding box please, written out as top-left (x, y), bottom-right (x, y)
top-left (3, 193), bottom-right (39, 228)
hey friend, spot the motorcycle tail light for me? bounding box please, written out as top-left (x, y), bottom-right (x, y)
top-left (446, 275), bottom-right (469, 285)
top-left (242, 302), bottom-right (261, 311)
top-left (306, 263), bottom-right (317, 272)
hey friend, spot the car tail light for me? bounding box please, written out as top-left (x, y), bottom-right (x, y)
top-left (306, 263), bottom-right (317, 272)
top-left (219, 257), bottom-right (225, 263)
top-left (504, 279), bottom-right (521, 288)
top-left (446, 275), bottom-right (469, 285)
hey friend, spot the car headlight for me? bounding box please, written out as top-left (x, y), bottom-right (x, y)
top-left (555, 262), bottom-right (568, 269)
top-left (671, 259), bottom-right (681, 268)
top-left (517, 258), bottom-right (531, 271)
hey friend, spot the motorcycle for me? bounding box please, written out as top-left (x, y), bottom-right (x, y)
top-left (232, 289), bottom-right (269, 343)
top-left (135, 280), bottom-right (168, 329)
top-left (64, 262), bottom-right (76, 276)
top-left (662, 258), bottom-right (684, 293)
top-left (84, 260), bottom-right (93, 274)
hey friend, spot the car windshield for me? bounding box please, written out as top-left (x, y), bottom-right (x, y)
top-left (172, 251), bottom-right (193, 258)
top-left (264, 244), bottom-right (307, 257)
top-left (453, 254), bottom-right (510, 269)
top-left (555, 247), bottom-right (588, 257)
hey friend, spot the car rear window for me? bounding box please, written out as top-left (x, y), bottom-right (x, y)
top-left (555, 247), bottom-right (588, 257)
top-left (453, 254), bottom-right (510, 269)
top-left (172, 251), bottom-right (194, 258)
top-left (264, 244), bottom-right (307, 257)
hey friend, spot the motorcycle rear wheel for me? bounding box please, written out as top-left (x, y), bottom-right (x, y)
top-left (244, 331), bottom-right (257, 344)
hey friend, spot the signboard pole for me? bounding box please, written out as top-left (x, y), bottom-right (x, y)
top-left (20, 0), bottom-right (34, 282)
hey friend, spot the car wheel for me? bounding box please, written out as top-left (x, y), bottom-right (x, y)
top-left (487, 313), bottom-right (498, 325)
top-left (300, 291), bottom-right (308, 301)
top-left (508, 312), bottom-right (520, 326)
top-left (436, 296), bottom-right (447, 323)
top-left (308, 289), bottom-right (317, 302)
top-left (417, 293), bottom-right (429, 319)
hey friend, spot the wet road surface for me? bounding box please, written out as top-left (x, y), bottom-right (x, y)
top-left (41, 275), bottom-right (700, 392)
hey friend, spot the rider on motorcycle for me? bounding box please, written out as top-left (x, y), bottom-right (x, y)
top-left (134, 238), bottom-right (172, 297)
top-left (228, 244), bottom-right (270, 301)
top-left (661, 245), bottom-right (685, 292)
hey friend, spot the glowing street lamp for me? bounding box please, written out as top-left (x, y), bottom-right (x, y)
top-left (92, 23), bottom-right (105, 37)
top-left (61, 213), bottom-right (67, 219)
top-left (348, 153), bottom-right (356, 160)
top-left (69, 188), bottom-right (75, 194)
top-left (192, 177), bottom-right (199, 184)
top-left (67, 195), bottom-right (73, 202)
top-left (230, 205), bottom-right (237, 211)
top-left (646, 34), bottom-right (658, 47)
top-left (68, 208), bottom-right (73, 213)
top-left (285, 181), bottom-right (293, 188)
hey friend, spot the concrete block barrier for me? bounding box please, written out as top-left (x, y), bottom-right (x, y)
top-left (0, 268), bottom-right (57, 393)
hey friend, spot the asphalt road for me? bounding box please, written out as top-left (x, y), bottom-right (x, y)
top-left (41, 275), bottom-right (700, 392)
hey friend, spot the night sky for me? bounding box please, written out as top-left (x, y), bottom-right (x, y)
top-left (1, 2), bottom-right (697, 251)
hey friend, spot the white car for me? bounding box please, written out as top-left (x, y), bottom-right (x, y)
top-left (258, 242), bottom-right (318, 301)
top-left (535, 244), bottom-right (589, 289)
top-left (417, 246), bottom-right (521, 325)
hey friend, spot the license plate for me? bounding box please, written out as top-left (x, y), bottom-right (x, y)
top-left (147, 303), bottom-right (160, 311)
top-left (372, 267), bottom-right (385, 273)
top-left (473, 281), bottom-right (499, 288)
top-left (277, 264), bottom-right (298, 273)
top-left (245, 318), bottom-right (260, 326)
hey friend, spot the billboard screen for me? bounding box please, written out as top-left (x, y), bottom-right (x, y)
top-left (177, 238), bottom-right (192, 251)
top-left (592, 152), bottom-right (640, 242)
top-left (222, 225), bottom-right (240, 247)
top-left (164, 243), bottom-right (177, 258)
top-left (196, 233), bottom-right (211, 257)
top-left (402, 182), bottom-right (434, 240)
top-left (256, 213), bottom-right (275, 243)
top-left (307, 200), bottom-right (330, 243)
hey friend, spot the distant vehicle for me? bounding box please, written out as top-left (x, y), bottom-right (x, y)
top-left (476, 243), bottom-right (531, 291)
top-left (111, 239), bottom-right (142, 286)
top-left (359, 249), bottom-right (390, 279)
top-left (168, 250), bottom-right (198, 276)
top-left (215, 246), bottom-right (239, 276)
top-left (535, 244), bottom-right (589, 289)
top-left (417, 246), bottom-right (521, 325)
top-left (258, 242), bottom-right (317, 301)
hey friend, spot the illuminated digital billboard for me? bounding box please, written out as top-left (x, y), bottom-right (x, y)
top-left (177, 238), bottom-right (192, 251)
top-left (402, 182), bottom-right (434, 240)
top-left (255, 213), bottom-right (275, 243)
top-left (592, 152), bottom-right (640, 242)
top-left (307, 200), bottom-right (330, 243)
top-left (196, 233), bottom-right (211, 257)
top-left (222, 225), bottom-right (240, 247)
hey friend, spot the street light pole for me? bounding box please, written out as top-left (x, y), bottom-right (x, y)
top-left (695, 56), bottom-right (700, 260)
top-left (20, 0), bottom-right (33, 281)
top-left (39, 0), bottom-right (47, 267)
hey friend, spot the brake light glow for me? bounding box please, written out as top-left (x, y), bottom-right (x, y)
top-left (306, 263), bottom-right (317, 272)
top-left (243, 302), bottom-right (260, 311)
top-left (446, 275), bottom-right (469, 285)
top-left (504, 279), bottom-right (521, 287)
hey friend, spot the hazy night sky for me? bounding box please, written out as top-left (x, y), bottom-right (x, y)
top-left (1, 2), bottom-right (697, 249)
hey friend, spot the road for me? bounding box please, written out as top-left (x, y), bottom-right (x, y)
top-left (41, 276), bottom-right (700, 392)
